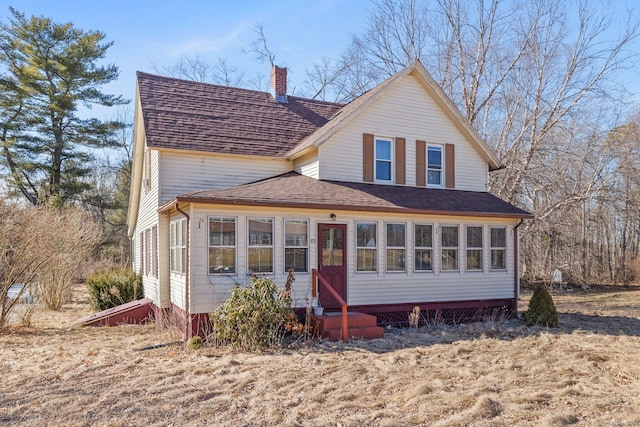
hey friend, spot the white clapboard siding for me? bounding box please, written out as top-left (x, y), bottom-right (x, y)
top-left (294, 151), bottom-right (319, 179)
top-left (184, 204), bottom-right (519, 314)
top-left (135, 147), bottom-right (164, 307)
top-left (158, 151), bottom-right (292, 205)
top-left (318, 74), bottom-right (488, 191)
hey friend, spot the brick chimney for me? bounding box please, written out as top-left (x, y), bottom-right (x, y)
top-left (270, 65), bottom-right (288, 103)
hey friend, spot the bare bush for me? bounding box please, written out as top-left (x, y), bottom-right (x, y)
top-left (33, 207), bottom-right (102, 310)
top-left (0, 203), bottom-right (50, 328)
top-left (0, 203), bottom-right (102, 326)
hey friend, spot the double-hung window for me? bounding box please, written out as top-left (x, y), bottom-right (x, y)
top-left (386, 223), bottom-right (406, 272)
top-left (284, 219), bottom-right (308, 273)
top-left (356, 222), bottom-right (377, 272)
top-left (170, 218), bottom-right (186, 274)
top-left (490, 227), bottom-right (507, 270)
top-left (375, 138), bottom-right (393, 182)
top-left (209, 217), bottom-right (236, 274)
top-left (441, 225), bottom-right (459, 271)
top-left (414, 224), bottom-right (433, 271)
top-left (248, 218), bottom-right (273, 273)
top-left (427, 145), bottom-right (443, 186)
top-left (466, 226), bottom-right (483, 271)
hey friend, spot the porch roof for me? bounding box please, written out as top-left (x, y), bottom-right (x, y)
top-left (159, 172), bottom-right (532, 219)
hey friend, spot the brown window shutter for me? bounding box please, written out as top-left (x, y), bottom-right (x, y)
top-left (363, 133), bottom-right (374, 182)
top-left (416, 140), bottom-right (426, 187)
top-left (395, 137), bottom-right (406, 185)
top-left (445, 143), bottom-right (455, 189)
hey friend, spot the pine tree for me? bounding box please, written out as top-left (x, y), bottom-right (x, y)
top-left (0, 7), bottom-right (127, 205)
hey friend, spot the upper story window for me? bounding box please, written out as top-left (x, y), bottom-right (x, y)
top-left (427, 145), bottom-right (443, 186)
top-left (375, 138), bottom-right (393, 182)
top-left (248, 218), bottom-right (274, 274)
top-left (209, 217), bottom-right (236, 274)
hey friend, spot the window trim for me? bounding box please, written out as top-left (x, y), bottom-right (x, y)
top-left (374, 137), bottom-right (394, 183)
top-left (440, 224), bottom-right (459, 271)
top-left (385, 222), bottom-right (406, 272)
top-left (247, 217), bottom-right (275, 274)
top-left (208, 216), bottom-right (237, 275)
top-left (284, 218), bottom-right (309, 273)
top-left (170, 218), bottom-right (186, 275)
top-left (427, 144), bottom-right (444, 188)
top-left (356, 221), bottom-right (378, 273)
top-left (490, 226), bottom-right (507, 271)
top-left (465, 225), bottom-right (484, 272)
top-left (414, 223), bottom-right (434, 272)
top-left (151, 225), bottom-right (158, 278)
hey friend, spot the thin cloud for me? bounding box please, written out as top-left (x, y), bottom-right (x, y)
top-left (165, 21), bottom-right (253, 58)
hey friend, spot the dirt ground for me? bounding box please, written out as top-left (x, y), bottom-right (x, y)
top-left (2, 284), bottom-right (640, 426)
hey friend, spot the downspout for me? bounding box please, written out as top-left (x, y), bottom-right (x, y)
top-left (175, 203), bottom-right (190, 340)
top-left (513, 219), bottom-right (525, 316)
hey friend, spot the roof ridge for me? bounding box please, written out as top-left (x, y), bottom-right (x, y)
top-left (136, 71), bottom-right (344, 107)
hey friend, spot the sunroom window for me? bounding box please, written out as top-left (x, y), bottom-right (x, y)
top-left (441, 225), bottom-right (459, 271)
top-left (414, 224), bottom-right (433, 271)
top-left (466, 226), bottom-right (483, 271)
top-left (209, 217), bottom-right (236, 274)
top-left (248, 218), bottom-right (273, 273)
top-left (491, 227), bottom-right (507, 270)
top-left (386, 223), bottom-right (406, 272)
top-left (284, 219), bottom-right (308, 273)
top-left (356, 222), bottom-right (377, 272)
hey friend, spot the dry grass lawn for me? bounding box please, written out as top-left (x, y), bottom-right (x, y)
top-left (2, 284), bottom-right (640, 426)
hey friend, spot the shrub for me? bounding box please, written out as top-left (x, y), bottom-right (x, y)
top-left (188, 336), bottom-right (203, 350)
top-left (523, 284), bottom-right (558, 327)
top-left (86, 269), bottom-right (143, 312)
top-left (210, 277), bottom-right (302, 351)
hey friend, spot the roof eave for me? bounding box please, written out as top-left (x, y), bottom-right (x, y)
top-left (160, 195), bottom-right (533, 219)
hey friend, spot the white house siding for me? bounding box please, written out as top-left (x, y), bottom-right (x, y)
top-left (158, 151), bottom-right (292, 205)
top-left (184, 203), bottom-right (518, 315)
top-left (135, 146), bottom-right (163, 307)
top-left (318, 74), bottom-right (488, 191)
top-left (293, 151), bottom-right (319, 179)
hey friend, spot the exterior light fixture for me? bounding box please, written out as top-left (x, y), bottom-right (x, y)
top-left (330, 213), bottom-right (337, 221)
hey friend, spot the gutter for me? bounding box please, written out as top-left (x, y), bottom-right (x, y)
top-left (174, 202), bottom-right (190, 340)
top-left (513, 219), bottom-right (526, 315)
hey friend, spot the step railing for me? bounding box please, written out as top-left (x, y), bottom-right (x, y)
top-left (311, 269), bottom-right (349, 342)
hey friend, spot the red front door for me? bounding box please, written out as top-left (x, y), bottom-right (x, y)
top-left (317, 223), bottom-right (347, 309)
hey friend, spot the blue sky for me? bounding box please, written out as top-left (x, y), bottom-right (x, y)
top-left (2, 1), bottom-right (640, 121)
top-left (2, 0), bottom-right (374, 116)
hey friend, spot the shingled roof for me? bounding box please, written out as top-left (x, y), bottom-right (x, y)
top-left (137, 72), bottom-right (344, 157)
top-left (160, 172), bottom-right (531, 218)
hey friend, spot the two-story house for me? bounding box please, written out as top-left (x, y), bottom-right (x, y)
top-left (127, 61), bottom-right (531, 338)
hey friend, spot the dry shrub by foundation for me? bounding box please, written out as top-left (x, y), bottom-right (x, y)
top-left (523, 284), bottom-right (559, 327)
top-left (210, 277), bottom-right (303, 351)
